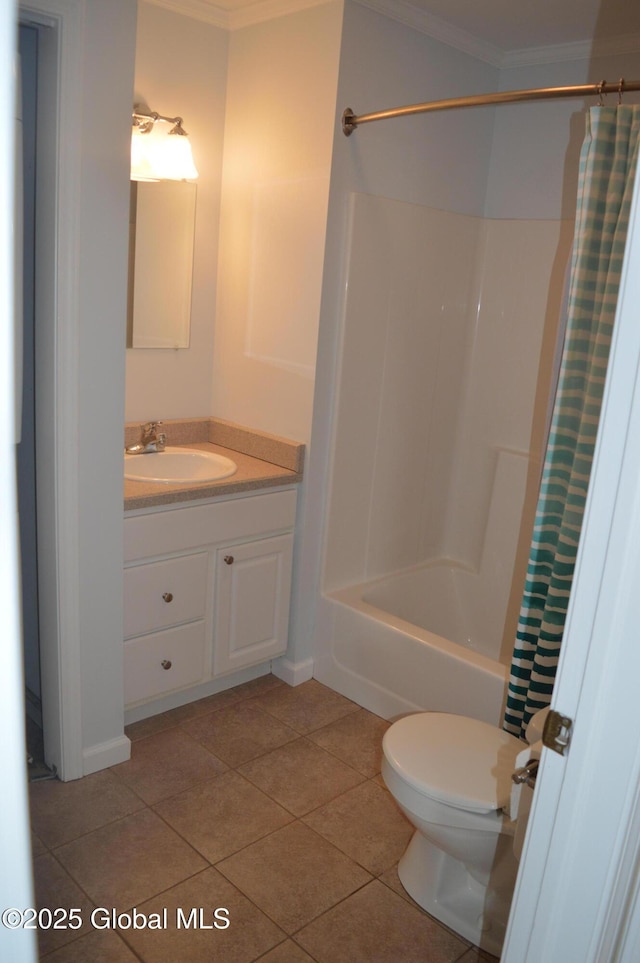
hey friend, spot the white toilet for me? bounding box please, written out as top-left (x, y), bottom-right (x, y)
top-left (382, 709), bottom-right (548, 957)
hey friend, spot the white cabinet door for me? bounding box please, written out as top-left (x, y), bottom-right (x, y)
top-left (214, 534), bottom-right (293, 675)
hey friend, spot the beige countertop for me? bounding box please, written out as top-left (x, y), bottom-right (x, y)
top-left (124, 418), bottom-right (304, 512)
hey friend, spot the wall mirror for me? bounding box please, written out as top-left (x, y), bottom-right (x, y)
top-left (127, 180), bottom-right (197, 349)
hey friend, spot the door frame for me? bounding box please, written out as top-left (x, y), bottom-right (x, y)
top-left (21, 0), bottom-right (86, 780)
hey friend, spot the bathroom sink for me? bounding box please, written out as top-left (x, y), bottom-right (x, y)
top-left (124, 447), bottom-right (237, 484)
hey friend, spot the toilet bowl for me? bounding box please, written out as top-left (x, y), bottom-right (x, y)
top-left (382, 710), bottom-right (544, 957)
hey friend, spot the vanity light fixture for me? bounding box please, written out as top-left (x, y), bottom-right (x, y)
top-left (131, 104), bottom-right (199, 181)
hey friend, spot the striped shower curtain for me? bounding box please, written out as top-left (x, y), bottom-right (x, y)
top-left (504, 105), bottom-right (640, 739)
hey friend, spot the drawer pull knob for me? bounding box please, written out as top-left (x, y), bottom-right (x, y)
top-left (161, 659), bottom-right (172, 670)
top-left (162, 592), bottom-right (174, 603)
top-left (224, 555), bottom-right (234, 565)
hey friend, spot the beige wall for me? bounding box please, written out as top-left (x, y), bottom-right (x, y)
top-left (125, 2), bottom-right (229, 421)
top-left (212, 3), bottom-right (343, 444)
top-left (126, 0), bottom-right (343, 446)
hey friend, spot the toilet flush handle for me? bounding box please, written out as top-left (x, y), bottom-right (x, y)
top-left (512, 758), bottom-right (539, 789)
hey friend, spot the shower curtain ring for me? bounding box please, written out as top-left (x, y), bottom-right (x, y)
top-left (597, 80), bottom-right (606, 106)
top-left (618, 78), bottom-right (625, 105)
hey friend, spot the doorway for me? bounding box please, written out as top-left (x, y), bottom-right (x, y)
top-left (16, 22), bottom-right (51, 780)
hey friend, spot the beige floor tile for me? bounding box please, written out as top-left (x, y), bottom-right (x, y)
top-left (379, 863), bottom-right (443, 915)
top-left (126, 689), bottom-right (249, 743)
top-left (41, 928), bottom-right (140, 962)
top-left (257, 940), bottom-right (317, 962)
top-left (111, 726), bottom-right (227, 804)
top-left (307, 708), bottom-right (389, 777)
top-left (124, 712), bottom-right (180, 743)
top-left (231, 673), bottom-right (286, 700)
top-left (162, 686), bottom-right (250, 723)
top-left (379, 867), bottom-right (486, 955)
top-left (456, 948), bottom-right (499, 962)
top-left (54, 808), bottom-right (207, 909)
top-left (218, 821), bottom-right (371, 935)
top-left (182, 702), bottom-right (299, 767)
top-left (239, 738), bottom-right (365, 816)
top-left (30, 770), bottom-right (144, 849)
top-left (124, 676), bottom-right (285, 744)
top-left (155, 770), bottom-right (294, 863)
top-left (31, 831), bottom-right (47, 856)
top-left (251, 680), bottom-right (359, 734)
top-left (295, 879), bottom-right (469, 963)
top-left (119, 867), bottom-right (285, 963)
top-left (29, 675), bottom-right (497, 962)
top-left (302, 779), bottom-right (413, 876)
top-left (32, 853), bottom-right (95, 956)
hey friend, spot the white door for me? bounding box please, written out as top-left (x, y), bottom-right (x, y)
top-left (502, 156), bottom-right (640, 961)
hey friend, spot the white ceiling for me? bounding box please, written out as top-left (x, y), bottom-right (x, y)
top-left (160, 0), bottom-right (640, 58)
top-left (391, 0), bottom-right (640, 52)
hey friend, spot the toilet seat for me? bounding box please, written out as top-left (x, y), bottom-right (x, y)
top-left (383, 713), bottom-right (523, 814)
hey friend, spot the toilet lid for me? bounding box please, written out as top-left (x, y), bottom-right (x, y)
top-left (383, 713), bottom-right (524, 814)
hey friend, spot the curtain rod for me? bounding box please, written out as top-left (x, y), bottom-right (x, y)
top-left (342, 78), bottom-right (640, 135)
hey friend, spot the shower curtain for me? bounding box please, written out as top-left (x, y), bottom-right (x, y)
top-left (504, 105), bottom-right (640, 740)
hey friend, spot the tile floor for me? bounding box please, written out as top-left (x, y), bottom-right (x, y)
top-left (29, 676), bottom-right (499, 962)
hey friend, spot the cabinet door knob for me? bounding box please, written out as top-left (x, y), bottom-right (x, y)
top-left (161, 659), bottom-right (172, 670)
top-left (162, 592), bottom-right (173, 602)
top-left (224, 555), bottom-right (234, 565)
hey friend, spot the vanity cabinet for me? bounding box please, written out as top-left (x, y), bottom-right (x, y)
top-left (123, 489), bottom-right (296, 709)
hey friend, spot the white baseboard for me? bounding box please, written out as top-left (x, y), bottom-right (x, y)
top-left (82, 734), bottom-right (131, 776)
top-left (271, 656), bottom-right (314, 686)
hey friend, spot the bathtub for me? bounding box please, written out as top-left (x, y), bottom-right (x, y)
top-left (315, 560), bottom-right (511, 727)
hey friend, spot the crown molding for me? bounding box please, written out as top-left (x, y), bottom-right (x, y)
top-left (142, 0), bottom-right (230, 28)
top-left (589, 32), bottom-right (640, 59)
top-left (355, 0), bottom-right (640, 69)
top-left (143, 0), bottom-right (640, 64)
top-left (502, 32), bottom-right (640, 69)
top-left (354, 0), bottom-right (503, 65)
top-left (142, 0), bottom-right (338, 30)
top-left (228, 0), bottom-right (333, 29)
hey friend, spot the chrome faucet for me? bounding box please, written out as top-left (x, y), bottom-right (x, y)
top-left (125, 421), bottom-right (167, 455)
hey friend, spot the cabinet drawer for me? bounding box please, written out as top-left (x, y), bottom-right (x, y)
top-left (124, 552), bottom-right (208, 639)
top-left (124, 621), bottom-right (206, 705)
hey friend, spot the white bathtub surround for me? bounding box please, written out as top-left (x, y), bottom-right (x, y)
top-left (314, 193), bottom-right (573, 723)
top-left (325, 568), bottom-right (508, 726)
top-left (445, 217), bottom-right (574, 571)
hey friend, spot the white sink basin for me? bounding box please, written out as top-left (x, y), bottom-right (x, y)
top-left (124, 447), bottom-right (237, 484)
